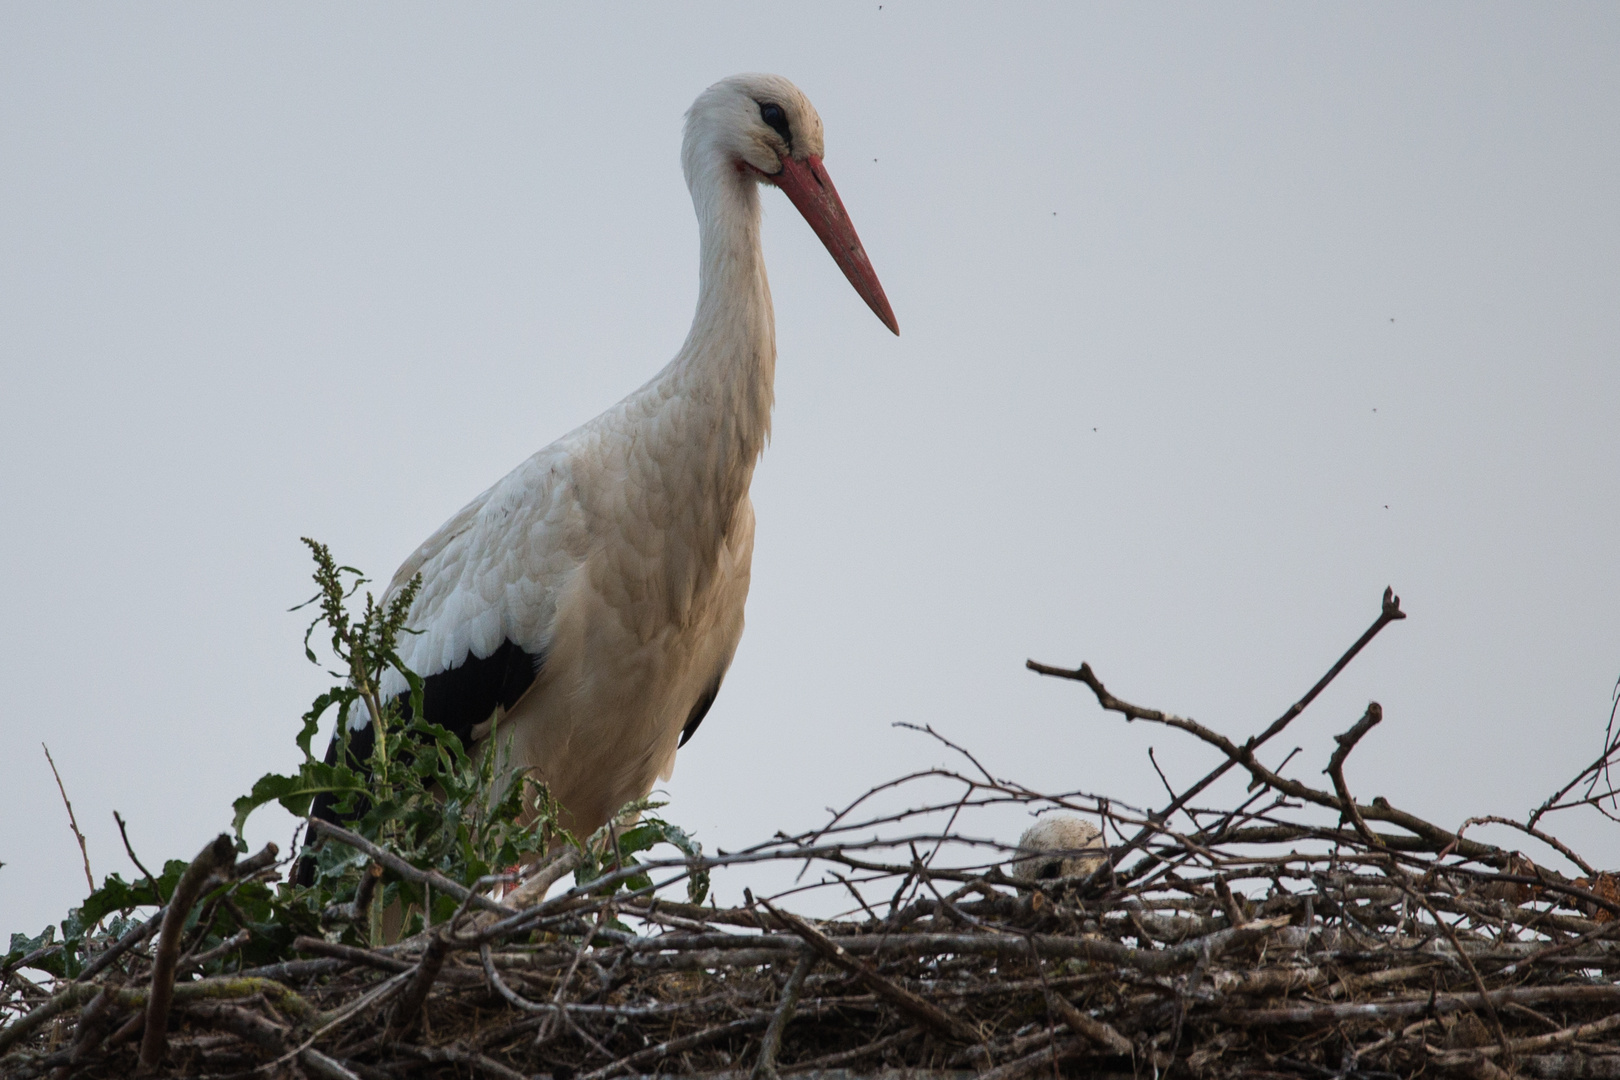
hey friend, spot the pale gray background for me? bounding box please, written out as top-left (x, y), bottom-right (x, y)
top-left (3, 4), bottom-right (1617, 936)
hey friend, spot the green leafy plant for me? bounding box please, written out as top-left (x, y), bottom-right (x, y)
top-left (4, 541), bottom-right (707, 981)
top-left (2, 857), bottom-right (307, 981)
top-left (576, 800), bottom-right (710, 906)
top-left (233, 539), bottom-right (564, 940)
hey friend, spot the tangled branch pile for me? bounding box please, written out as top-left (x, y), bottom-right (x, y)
top-left (5, 587), bottom-right (1619, 1079)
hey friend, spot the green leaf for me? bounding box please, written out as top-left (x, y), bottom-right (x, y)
top-left (3, 927), bottom-right (56, 972)
top-left (628, 818), bottom-right (709, 905)
top-left (297, 689), bottom-right (355, 760)
top-left (231, 762), bottom-right (367, 841)
top-left (76, 874), bottom-right (156, 926)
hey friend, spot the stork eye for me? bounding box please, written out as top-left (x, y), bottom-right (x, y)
top-left (759, 102), bottom-right (791, 146)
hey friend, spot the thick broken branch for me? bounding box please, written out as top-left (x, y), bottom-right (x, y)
top-left (139, 833), bottom-right (237, 1072)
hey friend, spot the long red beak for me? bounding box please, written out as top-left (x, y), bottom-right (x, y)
top-left (766, 155), bottom-right (899, 336)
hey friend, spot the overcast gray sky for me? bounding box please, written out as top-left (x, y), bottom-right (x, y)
top-left (3, 4), bottom-right (1617, 937)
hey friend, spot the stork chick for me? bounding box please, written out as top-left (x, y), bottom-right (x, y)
top-left (1010, 815), bottom-right (1107, 884)
top-left (311, 74), bottom-right (896, 843)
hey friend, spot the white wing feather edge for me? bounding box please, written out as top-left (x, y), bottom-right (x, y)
top-left (366, 442), bottom-right (580, 720)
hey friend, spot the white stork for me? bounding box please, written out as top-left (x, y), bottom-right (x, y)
top-left (314, 74), bottom-right (897, 842)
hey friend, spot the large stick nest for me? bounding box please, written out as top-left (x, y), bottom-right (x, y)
top-left (5, 589), bottom-right (1619, 1080)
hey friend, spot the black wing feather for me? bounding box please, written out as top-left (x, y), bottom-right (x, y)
top-left (679, 674), bottom-right (725, 747)
top-left (407, 639), bottom-right (545, 748)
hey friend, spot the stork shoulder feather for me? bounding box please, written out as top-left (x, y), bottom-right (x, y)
top-left (384, 443), bottom-right (581, 693)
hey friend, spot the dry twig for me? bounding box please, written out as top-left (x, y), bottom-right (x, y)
top-left (42, 744), bottom-right (93, 895)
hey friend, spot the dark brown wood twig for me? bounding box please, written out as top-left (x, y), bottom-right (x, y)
top-left (1044, 990), bottom-right (1133, 1054)
top-left (114, 810), bottom-right (163, 902)
top-left (760, 899), bottom-right (980, 1044)
top-left (1394, 872), bottom-right (1513, 1059)
top-left (479, 942), bottom-right (550, 1014)
top-left (753, 951), bottom-right (813, 1078)
top-left (52, 985), bottom-right (115, 1079)
top-left (179, 928), bottom-right (251, 974)
top-left (1030, 586), bottom-right (1405, 870)
top-left (307, 818), bottom-right (516, 918)
top-left (1212, 875), bottom-right (1249, 927)
top-left (138, 832), bottom-right (237, 1072)
top-left (232, 841), bottom-right (281, 880)
top-left (298, 1048), bottom-right (365, 1080)
top-left (73, 909), bottom-right (162, 984)
top-left (623, 894), bottom-right (780, 930)
top-left (42, 744), bottom-right (93, 895)
top-left (783, 1026), bottom-right (921, 1072)
top-left (0, 983), bottom-right (99, 1054)
top-left (1326, 702), bottom-right (1384, 845)
top-left (293, 935), bottom-right (413, 974)
top-left (480, 845), bottom-right (584, 917)
top-left (621, 918), bottom-right (1293, 975)
top-left (1216, 983), bottom-right (1620, 1024)
top-left (535, 901), bottom-right (618, 1049)
top-left (1436, 1010), bottom-right (1620, 1063)
top-left (977, 1034), bottom-right (1089, 1080)
top-left (1441, 870), bottom-right (1620, 920)
top-left (1500, 912), bottom-right (1620, 975)
top-left (893, 721), bottom-right (999, 786)
top-left (386, 930), bottom-right (450, 1034)
top-left (179, 1000), bottom-right (289, 1051)
top-left (1529, 699), bottom-right (1620, 829)
top-left (576, 1014), bottom-right (773, 1080)
top-left (1453, 814), bottom-right (1596, 877)
top-left (1023, 660), bottom-right (1183, 725)
top-left (71, 840), bottom-right (274, 988)
top-left (322, 860), bottom-right (382, 934)
top-left (1256, 584), bottom-right (1405, 740)
top-left (394, 1043), bottom-right (528, 1080)
top-left (1088, 695), bottom-right (1529, 875)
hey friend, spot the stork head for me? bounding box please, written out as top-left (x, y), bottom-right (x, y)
top-left (685, 74), bottom-right (898, 335)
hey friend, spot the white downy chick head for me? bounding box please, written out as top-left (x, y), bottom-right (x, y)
top-left (1010, 814), bottom-right (1106, 884)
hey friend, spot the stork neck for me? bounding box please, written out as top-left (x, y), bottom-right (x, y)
top-left (667, 163), bottom-right (776, 491)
